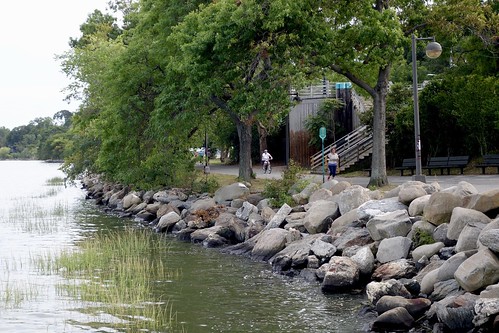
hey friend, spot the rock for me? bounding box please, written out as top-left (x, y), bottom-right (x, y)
top-left (480, 284), bottom-right (499, 298)
top-left (251, 228), bottom-right (289, 261)
top-left (479, 229), bottom-right (499, 253)
top-left (376, 236), bottom-right (412, 264)
top-left (365, 279), bottom-right (412, 304)
top-left (371, 307), bottom-right (414, 331)
top-left (292, 182), bottom-right (320, 205)
top-left (310, 238), bottom-right (337, 259)
top-left (454, 248), bottom-right (499, 292)
top-left (122, 192), bottom-right (142, 210)
top-left (428, 293), bottom-right (478, 331)
top-left (408, 194), bottom-right (431, 217)
top-left (330, 181), bottom-right (351, 195)
top-left (337, 185), bottom-right (372, 216)
top-left (455, 222), bottom-right (486, 252)
top-left (332, 227), bottom-right (373, 252)
top-left (321, 256), bottom-right (360, 292)
top-left (308, 188), bottom-right (333, 203)
top-left (442, 181), bottom-right (478, 197)
top-left (350, 246), bottom-right (375, 275)
top-left (235, 201), bottom-right (258, 221)
top-left (421, 268), bottom-right (440, 295)
top-left (371, 259), bottom-right (417, 281)
top-left (433, 223), bottom-right (456, 247)
top-left (260, 206), bottom-right (275, 223)
top-left (189, 197), bottom-right (216, 213)
top-left (412, 242), bottom-right (445, 262)
top-left (423, 192), bottom-right (464, 226)
top-left (375, 295), bottom-right (431, 318)
top-left (230, 198), bottom-right (244, 209)
top-left (303, 200), bottom-right (339, 234)
top-left (366, 210), bottom-right (412, 241)
top-left (271, 234), bottom-right (324, 273)
top-left (466, 188), bottom-right (499, 214)
top-left (447, 207), bottom-right (490, 240)
top-left (202, 233), bottom-right (229, 248)
top-left (357, 197), bottom-right (408, 223)
top-left (431, 279), bottom-right (464, 302)
top-left (264, 204), bottom-right (293, 230)
top-left (474, 297), bottom-right (499, 327)
top-left (437, 251), bottom-right (476, 282)
top-left (155, 211), bottom-right (181, 232)
top-left (328, 208), bottom-right (359, 235)
top-left (398, 184), bottom-right (428, 205)
top-left (213, 182), bottom-right (250, 203)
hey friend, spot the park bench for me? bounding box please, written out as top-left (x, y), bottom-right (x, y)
top-left (394, 158), bottom-right (416, 176)
top-left (475, 154), bottom-right (499, 174)
top-left (423, 155), bottom-right (469, 175)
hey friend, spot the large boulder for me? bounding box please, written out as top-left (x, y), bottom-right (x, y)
top-left (479, 228), bottom-right (499, 253)
top-left (372, 259), bottom-right (417, 281)
top-left (321, 256), bottom-right (360, 292)
top-left (366, 210), bottom-right (412, 241)
top-left (447, 207), bottom-right (490, 240)
top-left (357, 197), bottom-right (408, 223)
top-left (156, 211), bottom-right (181, 232)
top-left (303, 200), bottom-right (339, 234)
top-left (292, 182), bottom-right (320, 205)
top-left (454, 248), bottom-right (499, 292)
top-left (337, 185), bottom-right (372, 215)
top-left (350, 246), bottom-right (375, 275)
top-left (365, 279), bottom-right (412, 304)
top-left (465, 188), bottom-right (499, 214)
top-left (424, 192), bottom-right (464, 226)
top-left (371, 307), bottom-right (414, 332)
top-left (428, 293), bottom-right (478, 331)
top-left (412, 242), bottom-right (445, 262)
top-left (213, 182), bottom-right (250, 203)
top-left (328, 208), bottom-right (359, 235)
top-left (455, 222), bottom-right (486, 252)
top-left (376, 295), bottom-right (431, 318)
top-left (251, 228), bottom-right (289, 261)
top-left (271, 234), bottom-right (324, 273)
top-left (235, 201), bottom-right (258, 221)
top-left (332, 227), bottom-right (373, 252)
top-left (376, 236), bottom-right (412, 264)
top-left (398, 184), bottom-right (428, 205)
top-left (264, 203), bottom-right (293, 230)
top-left (408, 194), bottom-right (431, 217)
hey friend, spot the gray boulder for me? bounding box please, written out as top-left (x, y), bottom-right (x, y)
top-left (310, 238), bottom-right (337, 259)
top-left (308, 188), bottom-right (333, 203)
top-left (408, 194), bottom-right (431, 217)
top-left (479, 228), bottom-right (499, 253)
top-left (264, 203), bottom-right (293, 230)
top-left (423, 192), bottom-right (464, 226)
top-left (412, 242), bottom-right (445, 262)
top-left (357, 197), bottom-right (408, 223)
top-left (235, 201), bottom-right (258, 221)
top-left (156, 211), bottom-right (181, 232)
top-left (447, 207), bottom-right (490, 240)
top-left (455, 222), bottom-right (486, 252)
top-left (366, 279), bottom-right (412, 304)
top-left (376, 295), bottom-right (431, 318)
top-left (337, 185), bottom-right (372, 215)
top-left (466, 188), bottom-right (499, 214)
top-left (328, 208), bottom-right (359, 235)
top-left (292, 182), bottom-right (320, 205)
top-left (398, 184), bottom-right (428, 205)
top-left (366, 210), bottom-right (412, 241)
top-left (321, 256), bottom-right (360, 292)
top-left (350, 246), bottom-right (375, 275)
top-left (303, 200), bottom-right (339, 234)
top-left (251, 228), bottom-right (289, 261)
top-left (376, 236), bottom-right (412, 264)
top-left (454, 248), bottom-right (499, 292)
top-left (213, 182), bottom-right (250, 203)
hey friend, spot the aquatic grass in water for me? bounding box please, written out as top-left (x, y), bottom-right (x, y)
top-left (53, 228), bottom-right (183, 332)
top-left (0, 279), bottom-right (40, 309)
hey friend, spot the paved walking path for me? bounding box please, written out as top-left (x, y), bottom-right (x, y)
top-left (200, 163), bottom-right (499, 193)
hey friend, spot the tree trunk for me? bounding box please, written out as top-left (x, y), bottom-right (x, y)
top-left (236, 120), bottom-right (253, 181)
top-left (257, 120), bottom-right (268, 156)
top-left (368, 67), bottom-right (390, 187)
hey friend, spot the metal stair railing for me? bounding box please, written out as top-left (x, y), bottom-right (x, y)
top-left (310, 125), bottom-right (372, 172)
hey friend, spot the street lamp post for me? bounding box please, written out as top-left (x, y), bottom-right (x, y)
top-left (412, 34), bottom-right (442, 182)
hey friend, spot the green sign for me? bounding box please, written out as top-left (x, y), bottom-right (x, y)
top-left (319, 127), bottom-right (326, 140)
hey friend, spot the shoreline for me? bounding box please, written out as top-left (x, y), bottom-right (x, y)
top-left (81, 174), bottom-right (499, 332)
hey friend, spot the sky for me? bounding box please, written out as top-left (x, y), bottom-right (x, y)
top-left (0, 0), bottom-right (111, 129)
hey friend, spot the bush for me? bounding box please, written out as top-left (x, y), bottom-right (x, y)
top-left (262, 160), bottom-right (308, 207)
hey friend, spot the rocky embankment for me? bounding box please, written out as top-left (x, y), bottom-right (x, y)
top-left (82, 176), bottom-right (499, 332)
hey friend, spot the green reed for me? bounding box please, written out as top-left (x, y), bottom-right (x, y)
top-left (53, 228), bottom-right (183, 332)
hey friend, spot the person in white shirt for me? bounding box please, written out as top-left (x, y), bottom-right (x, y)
top-left (261, 149), bottom-right (273, 173)
top-left (327, 146), bottom-right (340, 180)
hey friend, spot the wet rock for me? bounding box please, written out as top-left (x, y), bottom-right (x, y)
top-left (251, 228), bottom-right (289, 261)
top-left (371, 306), bottom-right (414, 331)
top-left (156, 211), bottom-right (181, 232)
top-left (375, 295), bottom-right (431, 318)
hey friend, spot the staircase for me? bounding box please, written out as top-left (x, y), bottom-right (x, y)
top-left (310, 125), bottom-right (373, 173)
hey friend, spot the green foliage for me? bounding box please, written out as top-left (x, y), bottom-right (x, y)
top-left (191, 175), bottom-right (220, 194)
top-left (412, 228), bottom-right (435, 248)
top-left (262, 160), bottom-right (305, 207)
top-left (0, 147), bottom-right (10, 159)
top-left (304, 99), bottom-right (346, 149)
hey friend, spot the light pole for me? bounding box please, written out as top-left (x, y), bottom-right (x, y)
top-left (412, 34), bottom-right (442, 182)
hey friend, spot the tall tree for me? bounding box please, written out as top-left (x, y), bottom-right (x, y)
top-left (166, 0), bottom-right (311, 181)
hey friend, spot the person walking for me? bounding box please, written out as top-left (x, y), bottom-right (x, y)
top-left (327, 146), bottom-right (340, 180)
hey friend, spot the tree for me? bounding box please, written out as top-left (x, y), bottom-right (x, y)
top-left (166, 0), bottom-right (311, 181)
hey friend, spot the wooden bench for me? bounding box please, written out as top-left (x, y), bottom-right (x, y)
top-left (423, 156), bottom-right (469, 175)
top-left (476, 154), bottom-right (499, 174)
top-left (394, 158), bottom-right (416, 176)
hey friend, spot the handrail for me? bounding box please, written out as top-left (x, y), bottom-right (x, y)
top-left (310, 125), bottom-right (372, 171)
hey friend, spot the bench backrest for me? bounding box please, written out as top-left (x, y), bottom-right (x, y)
top-left (427, 156), bottom-right (449, 167)
top-left (483, 154), bottom-right (499, 164)
top-left (402, 158), bottom-right (416, 167)
top-left (448, 155), bottom-right (470, 166)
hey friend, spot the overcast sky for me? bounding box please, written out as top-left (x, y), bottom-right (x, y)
top-left (0, 0), bottom-right (111, 129)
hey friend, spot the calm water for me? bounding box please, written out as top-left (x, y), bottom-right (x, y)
top-left (0, 161), bottom-right (368, 332)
